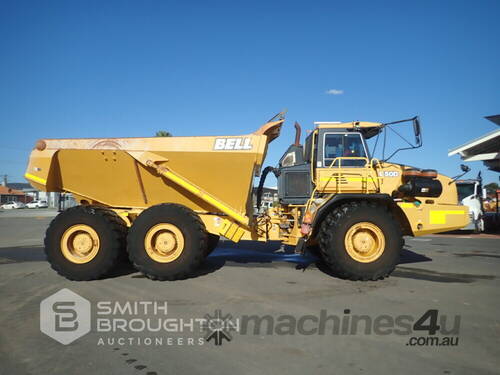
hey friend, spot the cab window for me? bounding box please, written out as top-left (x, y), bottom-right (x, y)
top-left (324, 133), bottom-right (367, 167)
top-left (457, 184), bottom-right (475, 201)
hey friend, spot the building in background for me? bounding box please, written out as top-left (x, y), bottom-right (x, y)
top-left (0, 185), bottom-right (30, 204)
top-left (449, 115), bottom-right (500, 231)
top-left (448, 115), bottom-right (500, 172)
top-left (1, 175), bottom-right (76, 210)
top-left (252, 187), bottom-right (278, 212)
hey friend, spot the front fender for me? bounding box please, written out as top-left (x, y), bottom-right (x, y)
top-left (310, 194), bottom-right (396, 238)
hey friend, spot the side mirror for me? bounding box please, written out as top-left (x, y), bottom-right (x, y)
top-left (460, 164), bottom-right (470, 173)
top-left (413, 117), bottom-right (421, 136)
top-left (482, 188), bottom-right (487, 200)
top-left (413, 117), bottom-right (421, 145)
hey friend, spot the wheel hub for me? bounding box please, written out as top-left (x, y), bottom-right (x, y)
top-left (344, 222), bottom-right (385, 263)
top-left (144, 223), bottom-right (185, 263)
top-left (154, 232), bottom-right (177, 254)
top-left (72, 232), bottom-right (94, 254)
top-left (60, 224), bottom-right (100, 264)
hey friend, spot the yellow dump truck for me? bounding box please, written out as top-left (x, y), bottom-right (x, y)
top-left (25, 111), bottom-right (469, 281)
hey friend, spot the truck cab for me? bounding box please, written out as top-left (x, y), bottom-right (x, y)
top-left (277, 121), bottom-right (382, 205)
top-left (456, 178), bottom-right (486, 233)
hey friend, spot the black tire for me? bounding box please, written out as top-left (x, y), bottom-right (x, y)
top-left (306, 244), bottom-right (321, 257)
top-left (44, 206), bottom-right (127, 281)
top-left (318, 201), bottom-right (402, 281)
top-left (127, 203), bottom-right (207, 280)
top-left (204, 234), bottom-right (220, 256)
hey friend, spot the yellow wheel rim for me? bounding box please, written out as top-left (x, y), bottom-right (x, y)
top-left (60, 224), bottom-right (100, 264)
top-left (144, 223), bottom-right (185, 263)
top-left (344, 222), bottom-right (385, 263)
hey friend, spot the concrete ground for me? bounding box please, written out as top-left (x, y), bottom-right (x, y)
top-left (0, 209), bottom-right (499, 375)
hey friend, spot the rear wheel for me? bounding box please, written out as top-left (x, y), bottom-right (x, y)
top-left (44, 206), bottom-right (127, 280)
top-left (127, 204), bottom-right (207, 280)
top-left (318, 202), bottom-right (402, 280)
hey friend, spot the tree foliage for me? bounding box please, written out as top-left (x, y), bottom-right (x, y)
top-left (484, 182), bottom-right (499, 195)
top-left (155, 130), bottom-right (172, 137)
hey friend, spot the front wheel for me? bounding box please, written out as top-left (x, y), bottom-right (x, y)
top-left (318, 202), bottom-right (402, 281)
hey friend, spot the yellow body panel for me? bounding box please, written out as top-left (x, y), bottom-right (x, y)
top-left (397, 202), bottom-right (468, 235)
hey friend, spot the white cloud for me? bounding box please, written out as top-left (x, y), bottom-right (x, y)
top-left (325, 89), bottom-right (344, 95)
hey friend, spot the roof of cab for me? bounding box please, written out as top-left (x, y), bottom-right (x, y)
top-left (314, 121), bottom-right (383, 129)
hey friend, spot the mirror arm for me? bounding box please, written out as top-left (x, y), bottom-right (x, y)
top-left (449, 166), bottom-right (471, 185)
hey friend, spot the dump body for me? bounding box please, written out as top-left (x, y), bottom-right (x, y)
top-left (25, 120), bottom-right (284, 223)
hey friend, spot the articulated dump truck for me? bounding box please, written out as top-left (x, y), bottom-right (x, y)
top-left (25, 111), bottom-right (469, 281)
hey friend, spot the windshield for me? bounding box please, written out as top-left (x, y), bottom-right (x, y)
top-left (324, 133), bottom-right (367, 167)
top-left (457, 183), bottom-right (475, 201)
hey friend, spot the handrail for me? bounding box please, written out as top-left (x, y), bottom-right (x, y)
top-left (310, 131), bottom-right (317, 185)
top-left (303, 157), bottom-right (382, 220)
top-left (321, 157), bottom-right (380, 193)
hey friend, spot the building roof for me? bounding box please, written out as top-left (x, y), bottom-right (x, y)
top-left (7, 182), bottom-right (32, 191)
top-left (485, 114), bottom-right (500, 126)
top-left (0, 186), bottom-right (25, 196)
top-left (448, 115), bottom-right (500, 172)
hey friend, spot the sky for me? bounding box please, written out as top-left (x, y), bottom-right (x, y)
top-left (1, 0), bottom-right (499, 188)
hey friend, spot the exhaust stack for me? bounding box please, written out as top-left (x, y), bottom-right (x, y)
top-left (294, 122), bottom-right (302, 146)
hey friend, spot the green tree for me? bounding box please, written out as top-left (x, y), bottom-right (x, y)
top-left (155, 130), bottom-right (172, 137)
top-left (484, 182), bottom-right (499, 195)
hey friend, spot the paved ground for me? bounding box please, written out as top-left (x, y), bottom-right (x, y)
top-left (0, 207), bottom-right (58, 218)
top-left (0, 209), bottom-right (499, 375)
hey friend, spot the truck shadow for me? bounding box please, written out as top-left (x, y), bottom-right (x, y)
top-left (130, 241), bottom-right (311, 279)
top-left (0, 245), bottom-right (47, 264)
top-left (196, 241), bottom-right (432, 280)
top-left (0, 242), bottom-right (436, 282)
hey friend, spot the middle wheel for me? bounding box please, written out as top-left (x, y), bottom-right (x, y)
top-left (127, 204), bottom-right (207, 280)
